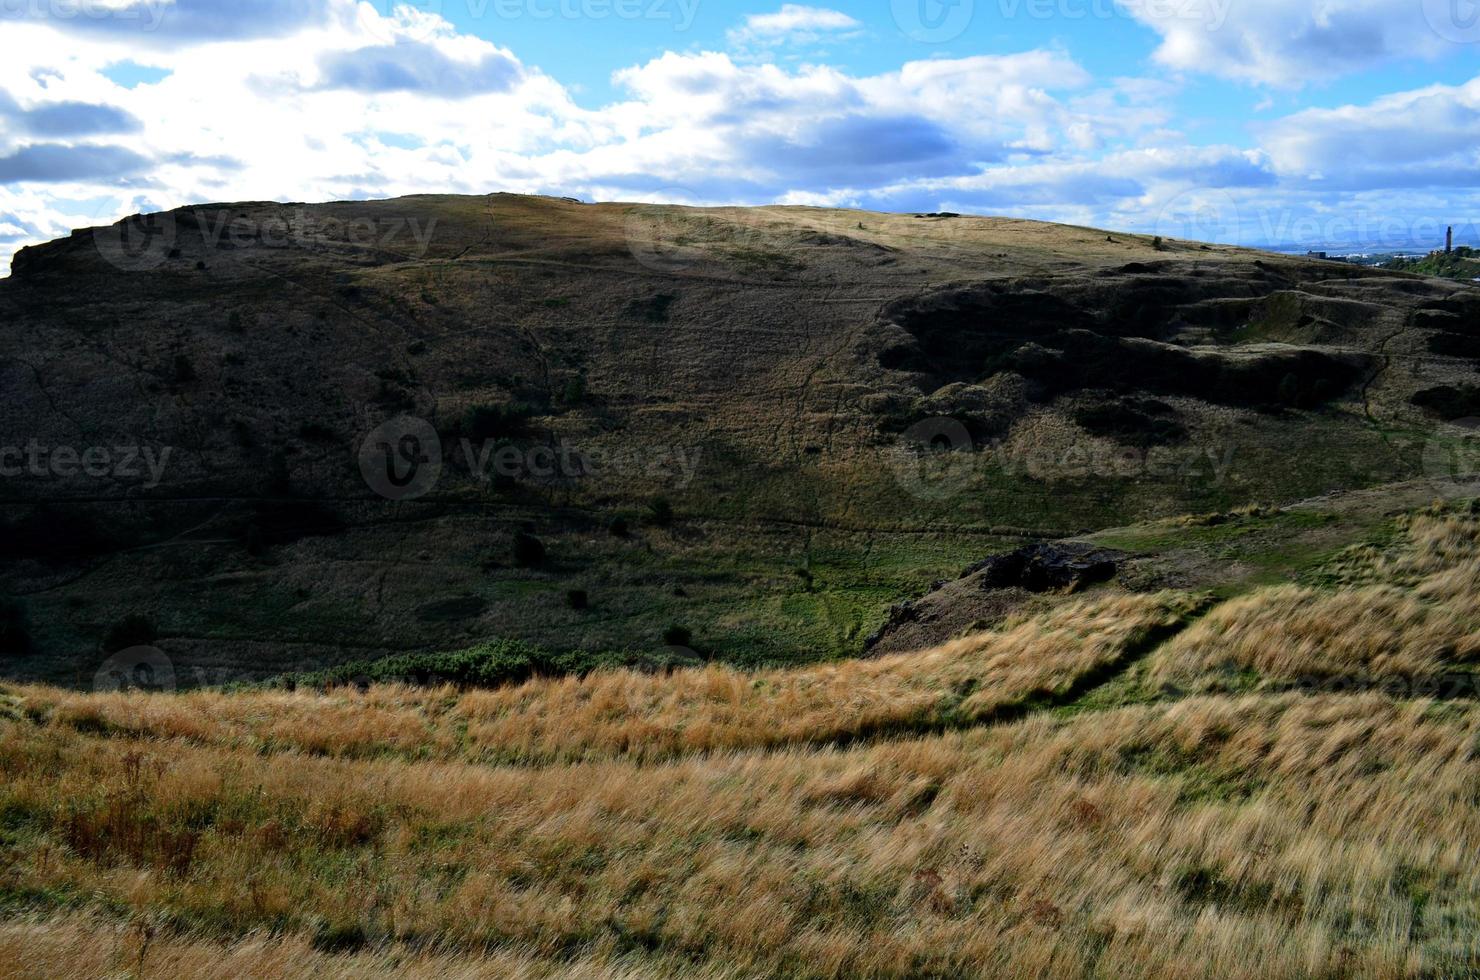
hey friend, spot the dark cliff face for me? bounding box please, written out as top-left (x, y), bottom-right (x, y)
top-left (0, 193), bottom-right (1473, 681)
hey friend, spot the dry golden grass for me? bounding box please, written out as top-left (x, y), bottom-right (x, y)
top-left (19, 591), bottom-right (1191, 765)
top-left (5, 505), bottom-right (1480, 978)
top-left (0, 913), bottom-right (735, 979)
top-left (1151, 506), bottom-right (1480, 690)
top-left (2, 694), bottom-right (1477, 978)
top-left (1150, 583), bottom-right (1480, 685)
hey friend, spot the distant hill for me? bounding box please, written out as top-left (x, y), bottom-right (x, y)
top-left (3, 194), bottom-right (1479, 683)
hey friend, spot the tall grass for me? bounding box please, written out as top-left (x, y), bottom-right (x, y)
top-left (23, 592), bottom-right (1193, 765)
top-left (5, 505), bottom-right (1480, 977)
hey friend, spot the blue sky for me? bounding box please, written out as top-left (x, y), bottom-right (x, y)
top-left (1, 0), bottom-right (1479, 273)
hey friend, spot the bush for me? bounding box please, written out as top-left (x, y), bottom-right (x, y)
top-left (662, 624), bottom-right (692, 648)
top-left (608, 516), bottom-right (630, 538)
top-left (284, 639), bottom-right (625, 690)
top-left (172, 354), bottom-right (196, 384)
top-left (560, 376), bottom-right (587, 406)
top-left (567, 589), bottom-right (589, 611)
top-left (0, 599), bottom-right (31, 656)
top-left (647, 497), bottom-right (674, 527)
top-left (462, 403), bottom-right (534, 443)
top-left (513, 532), bottom-right (546, 569)
top-left (1278, 372), bottom-right (1301, 407)
top-left (103, 614), bottom-right (156, 653)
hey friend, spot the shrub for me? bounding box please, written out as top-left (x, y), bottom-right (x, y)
top-left (608, 516), bottom-right (631, 539)
top-left (463, 403), bottom-right (534, 443)
top-left (103, 614), bottom-right (156, 653)
top-left (513, 532), bottom-right (546, 569)
top-left (560, 376), bottom-right (587, 406)
top-left (662, 624), bottom-right (692, 648)
top-left (285, 638), bottom-right (623, 690)
top-left (172, 354), bottom-right (196, 384)
top-left (1278, 372), bottom-right (1301, 407)
top-left (647, 497), bottom-right (674, 527)
top-left (0, 599), bottom-right (30, 656)
top-left (567, 589), bottom-right (589, 611)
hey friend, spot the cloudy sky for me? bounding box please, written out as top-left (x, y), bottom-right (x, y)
top-left (1, 0), bottom-right (1478, 273)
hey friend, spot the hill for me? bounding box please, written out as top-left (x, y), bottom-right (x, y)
top-left (4, 194), bottom-right (1480, 685)
top-left (2, 491), bottom-right (1479, 977)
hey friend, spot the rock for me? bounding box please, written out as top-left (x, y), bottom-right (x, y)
top-left (964, 543), bottom-right (1119, 594)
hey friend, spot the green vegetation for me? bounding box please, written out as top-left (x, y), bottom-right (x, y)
top-left (1384, 246), bottom-right (1480, 281)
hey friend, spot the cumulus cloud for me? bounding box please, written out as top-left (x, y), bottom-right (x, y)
top-left (0, 92), bottom-right (141, 136)
top-left (1119, 0), bottom-right (1458, 87)
top-left (1262, 77), bottom-right (1480, 188)
top-left (314, 38), bottom-right (524, 97)
top-left (0, 0), bottom-right (334, 41)
top-left (728, 4), bottom-right (861, 45)
top-left (0, 142), bottom-right (151, 182)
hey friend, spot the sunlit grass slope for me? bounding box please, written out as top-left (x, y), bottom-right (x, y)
top-left (3, 502), bottom-right (1480, 978)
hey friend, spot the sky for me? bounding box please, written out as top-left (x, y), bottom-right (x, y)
top-left (0, 0), bottom-right (1478, 274)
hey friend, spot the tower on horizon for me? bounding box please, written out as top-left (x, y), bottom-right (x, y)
top-left (1447, 226), bottom-right (1453, 254)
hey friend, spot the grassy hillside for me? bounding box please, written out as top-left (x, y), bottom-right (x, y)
top-left (3, 496), bottom-right (1480, 978)
top-left (4, 195), bottom-right (1480, 683)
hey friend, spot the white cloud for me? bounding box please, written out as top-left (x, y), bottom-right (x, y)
top-left (1, 1), bottom-right (1477, 272)
top-left (1119, 0), bottom-right (1458, 87)
top-left (728, 4), bottom-right (861, 45)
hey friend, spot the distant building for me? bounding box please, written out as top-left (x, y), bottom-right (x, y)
top-left (1307, 250), bottom-right (1329, 260)
top-left (1447, 226), bottom-right (1454, 254)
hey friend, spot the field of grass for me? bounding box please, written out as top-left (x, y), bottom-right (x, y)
top-left (3, 500), bottom-right (1480, 977)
